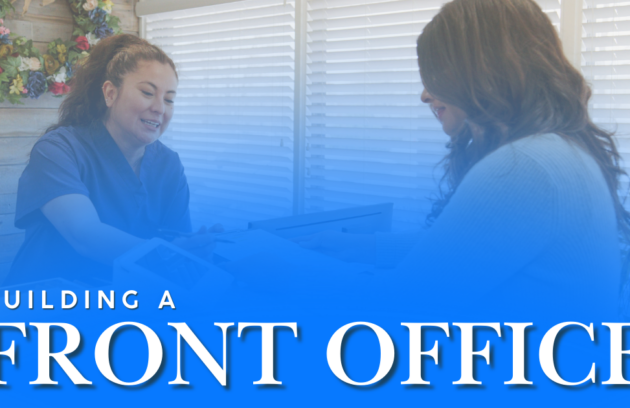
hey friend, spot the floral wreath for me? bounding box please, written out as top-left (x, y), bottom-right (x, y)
top-left (0, 0), bottom-right (121, 104)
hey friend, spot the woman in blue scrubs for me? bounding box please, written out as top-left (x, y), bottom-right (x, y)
top-left (5, 34), bottom-right (213, 285)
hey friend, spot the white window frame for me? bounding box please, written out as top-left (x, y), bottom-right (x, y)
top-left (560, 0), bottom-right (583, 69)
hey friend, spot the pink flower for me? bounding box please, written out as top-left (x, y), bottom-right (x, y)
top-left (0, 27), bottom-right (10, 36)
top-left (49, 82), bottom-right (71, 95)
top-left (75, 36), bottom-right (89, 51)
top-left (22, 88), bottom-right (27, 94)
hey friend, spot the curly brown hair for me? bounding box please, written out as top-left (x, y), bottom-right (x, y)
top-left (47, 33), bottom-right (177, 133)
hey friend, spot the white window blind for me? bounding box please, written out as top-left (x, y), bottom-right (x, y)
top-left (539, 0), bottom-right (562, 31)
top-left (304, 0), bottom-right (449, 231)
top-left (144, 0), bottom-right (296, 230)
top-left (582, 0), bottom-right (630, 180)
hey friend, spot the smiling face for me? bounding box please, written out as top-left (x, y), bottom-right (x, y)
top-left (421, 88), bottom-right (468, 137)
top-left (102, 60), bottom-right (178, 152)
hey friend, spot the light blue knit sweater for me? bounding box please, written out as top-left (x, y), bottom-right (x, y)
top-left (375, 133), bottom-right (622, 313)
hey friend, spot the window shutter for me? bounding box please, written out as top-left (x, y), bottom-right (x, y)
top-left (145, 0), bottom-right (296, 230)
top-left (304, 0), bottom-right (449, 231)
top-left (538, 0), bottom-right (562, 31)
top-left (582, 0), bottom-right (630, 170)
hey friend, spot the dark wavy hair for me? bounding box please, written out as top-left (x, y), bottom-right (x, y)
top-left (417, 0), bottom-right (630, 241)
top-left (47, 34), bottom-right (177, 133)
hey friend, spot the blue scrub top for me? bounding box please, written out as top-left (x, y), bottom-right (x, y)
top-left (6, 121), bottom-right (192, 285)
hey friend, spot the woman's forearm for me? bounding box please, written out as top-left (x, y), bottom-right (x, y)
top-left (70, 221), bottom-right (146, 266)
top-left (41, 194), bottom-right (146, 266)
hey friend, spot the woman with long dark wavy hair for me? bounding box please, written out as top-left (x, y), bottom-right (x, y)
top-left (299, 0), bottom-right (625, 311)
top-left (5, 34), bottom-right (215, 285)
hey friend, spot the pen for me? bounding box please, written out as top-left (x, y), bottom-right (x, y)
top-left (215, 239), bottom-right (236, 244)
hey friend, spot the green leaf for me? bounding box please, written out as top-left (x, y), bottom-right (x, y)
top-left (0, 0), bottom-right (14, 17)
top-left (74, 15), bottom-right (88, 26)
top-left (68, 50), bottom-right (80, 64)
top-left (7, 56), bottom-right (20, 68)
top-left (0, 72), bottom-right (9, 83)
top-left (0, 61), bottom-right (16, 78)
top-left (73, 27), bottom-right (85, 37)
top-left (7, 92), bottom-right (23, 105)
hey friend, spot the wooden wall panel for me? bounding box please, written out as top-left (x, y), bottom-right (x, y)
top-left (32, 20), bottom-right (75, 43)
top-left (7, 0), bottom-right (138, 37)
top-left (0, 94), bottom-right (64, 110)
top-left (0, 137), bottom-right (37, 165)
top-left (11, 0), bottom-right (73, 20)
top-left (5, 16), bottom-right (73, 44)
top-left (0, 262), bottom-right (11, 284)
top-left (0, 213), bottom-right (20, 236)
top-left (0, 233), bottom-right (25, 264)
top-left (0, 194), bottom-right (17, 215)
top-left (0, 194), bottom-right (17, 247)
top-left (0, 0), bottom-right (139, 268)
top-left (0, 165), bottom-right (25, 195)
top-left (1, 109), bottom-right (59, 136)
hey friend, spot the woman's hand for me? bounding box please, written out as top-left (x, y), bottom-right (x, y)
top-left (293, 230), bottom-right (376, 264)
top-left (172, 226), bottom-right (216, 261)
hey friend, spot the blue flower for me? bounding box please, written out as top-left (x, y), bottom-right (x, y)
top-left (0, 34), bottom-right (11, 45)
top-left (65, 61), bottom-right (74, 79)
top-left (27, 71), bottom-right (47, 99)
top-left (94, 23), bottom-right (114, 39)
top-left (89, 8), bottom-right (107, 24)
